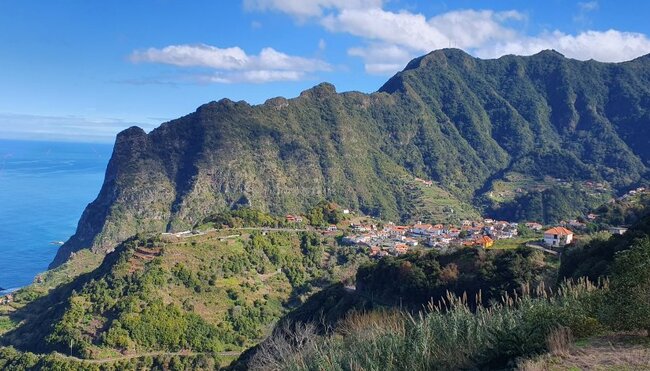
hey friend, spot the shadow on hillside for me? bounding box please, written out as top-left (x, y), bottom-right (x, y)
top-left (1, 244), bottom-right (127, 355)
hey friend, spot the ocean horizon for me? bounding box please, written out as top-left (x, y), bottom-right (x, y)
top-left (0, 139), bottom-right (113, 294)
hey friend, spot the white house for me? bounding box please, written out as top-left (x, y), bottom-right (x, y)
top-left (410, 223), bottom-right (435, 236)
top-left (608, 227), bottom-right (628, 235)
top-left (543, 227), bottom-right (573, 247)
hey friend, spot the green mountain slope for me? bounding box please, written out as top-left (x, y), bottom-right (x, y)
top-left (53, 49), bottom-right (650, 267)
top-left (1, 229), bottom-right (367, 367)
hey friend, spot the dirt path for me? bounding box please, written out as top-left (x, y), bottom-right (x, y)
top-left (521, 334), bottom-right (650, 370)
top-left (54, 350), bottom-right (240, 364)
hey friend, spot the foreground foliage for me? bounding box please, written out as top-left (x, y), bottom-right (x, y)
top-left (242, 213), bottom-right (650, 370)
top-left (250, 280), bottom-right (606, 370)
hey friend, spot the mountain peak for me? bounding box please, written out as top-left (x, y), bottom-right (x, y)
top-left (532, 49), bottom-right (566, 59)
top-left (115, 126), bottom-right (146, 142)
top-left (299, 82), bottom-right (337, 98)
top-left (403, 48), bottom-right (473, 71)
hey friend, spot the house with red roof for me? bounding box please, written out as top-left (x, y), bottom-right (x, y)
top-left (394, 243), bottom-right (409, 255)
top-left (543, 227), bottom-right (573, 247)
top-left (476, 235), bottom-right (494, 248)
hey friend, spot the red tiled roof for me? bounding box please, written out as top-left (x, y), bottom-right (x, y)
top-left (544, 227), bottom-right (573, 236)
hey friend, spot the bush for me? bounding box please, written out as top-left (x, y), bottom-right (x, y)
top-left (602, 238), bottom-right (650, 334)
top-left (250, 279), bottom-right (605, 370)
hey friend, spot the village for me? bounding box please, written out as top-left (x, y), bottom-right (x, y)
top-left (338, 217), bottom-right (577, 258)
top-left (327, 185), bottom-right (650, 259)
top-left (4, 187), bottom-right (645, 306)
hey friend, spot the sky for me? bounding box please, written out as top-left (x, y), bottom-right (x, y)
top-left (2, 0), bottom-right (650, 143)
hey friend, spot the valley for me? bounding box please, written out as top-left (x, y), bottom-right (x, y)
top-left (2, 48), bottom-right (650, 370)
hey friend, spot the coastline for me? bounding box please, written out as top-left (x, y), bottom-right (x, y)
top-left (0, 287), bottom-right (20, 295)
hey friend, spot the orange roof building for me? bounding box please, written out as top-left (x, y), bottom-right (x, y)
top-left (543, 227), bottom-right (573, 247)
top-left (475, 235), bottom-right (494, 248)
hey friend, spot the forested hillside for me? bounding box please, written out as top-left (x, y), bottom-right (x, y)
top-left (52, 49), bottom-right (650, 267)
top-left (239, 213), bottom-right (650, 370)
top-left (1, 228), bottom-right (367, 369)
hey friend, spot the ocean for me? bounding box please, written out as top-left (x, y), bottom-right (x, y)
top-left (0, 139), bottom-right (113, 294)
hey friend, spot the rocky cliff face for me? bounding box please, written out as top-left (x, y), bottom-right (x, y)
top-left (51, 49), bottom-right (650, 267)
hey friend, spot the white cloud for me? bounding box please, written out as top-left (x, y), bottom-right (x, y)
top-left (477, 29), bottom-right (650, 63)
top-left (200, 70), bottom-right (306, 84)
top-left (574, 1), bottom-right (599, 26)
top-left (243, 0), bottom-right (383, 18)
top-left (131, 44), bottom-right (249, 69)
top-left (130, 44), bottom-right (331, 83)
top-left (251, 2), bottom-right (650, 75)
top-left (320, 8), bottom-right (528, 74)
top-left (348, 44), bottom-right (413, 74)
top-left (578, 1), bottom-right (599, 11)
top-left (0, 113), bottom-right (157, 143)
top-left (323, 9), bottom-right (525, 52)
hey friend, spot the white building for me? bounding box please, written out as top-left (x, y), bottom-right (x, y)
top-left (543, 227), bottom-right (573, 247)
top-left (608, 227), bottom-right (628, 235)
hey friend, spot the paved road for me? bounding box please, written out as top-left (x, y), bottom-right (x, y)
top-left (166, 226), bottom-right (314, 239)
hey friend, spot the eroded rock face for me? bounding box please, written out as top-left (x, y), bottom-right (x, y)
top-left (51, 49), bottom-right (650, 268)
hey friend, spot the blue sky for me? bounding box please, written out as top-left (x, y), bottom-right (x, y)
top-left (1, 0), bottom-right (650, 142)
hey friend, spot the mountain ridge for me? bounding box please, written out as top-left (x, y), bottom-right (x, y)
top-left (51, 48), bottom-right (650, 268)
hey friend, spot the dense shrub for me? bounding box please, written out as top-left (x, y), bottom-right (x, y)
top-left (602, 238), bottom-right (650, 334)
top-left (250, 280), bottom-right (605, 370)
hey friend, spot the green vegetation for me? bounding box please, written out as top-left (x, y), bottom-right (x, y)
top-left (400, 177), bottom-right (480, 224)
top-left (0, 346), bottom-right (220, 370)
top-left (559, 213), bottom-right (650, 281)
top-left (486, 184), bottom-right (610, 225)
top-left (1, 224), bottom-right (370, 368)
top-left (249, 280), bottom-right (606, 370)
top-left (593, 190), bottom-right (650, 227)
top-left (200, 208), bottom-right (287, 229)
top-left (355, 247), bottom-right (554, 309)
top-left (55, 49), bottom-right (650, 267)
top-left (238, 211), bottom-right (650, 370)
top-left (305, 201), bottom-right (346, 227)
top-left (602, 238), bottom-right (650, 334)
top-left (6, 206), bottom-right (650, 369)
top-left (490, 236), bottom-right (539, 249)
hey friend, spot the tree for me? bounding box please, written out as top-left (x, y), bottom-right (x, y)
top-left (604, 238), bottom-right (650, 335)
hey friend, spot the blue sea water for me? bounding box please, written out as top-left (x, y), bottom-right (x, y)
top-left (0, 139), bottom-right (113, 294)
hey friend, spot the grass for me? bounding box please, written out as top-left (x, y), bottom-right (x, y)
top-left (0, 228), bottom-right (373, 370)
top-left (0, 249), bottom-right (103, 334)
top-left (520, 333), bottom-right (650, 370)
top-left (154, 234), bottom-right (295, 329)
top-left (487, 172), bottom-right (552, 203)
top-left (249, 279), bottom-right (607, 370)
top-left (485, 172), bottom-right (612, 205)
top-left (406, 177), bottom-right (480, 224)
top-left (490, 236), bottom-right (540, 250)
top-left (0, 317), bottom-right (14, 335)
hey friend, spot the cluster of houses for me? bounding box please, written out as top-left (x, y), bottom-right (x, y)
top-left (1, 293), bottom-right (13, 305)
top-left (560, 187), bottom-right (648, 233)
top-left (285, 214), bottom-right (304, 223)
top-left (617, 186), bottom-right (647, 201)
top-left (343, 219), bottom-right (520, 257)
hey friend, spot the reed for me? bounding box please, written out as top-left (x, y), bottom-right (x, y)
top-left (250, 278), bottom-right (607, 370)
